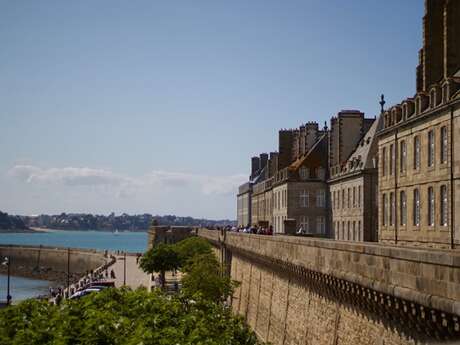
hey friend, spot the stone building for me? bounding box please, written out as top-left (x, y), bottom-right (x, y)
top-left (378, 0), bottom-right (460, 249)
top-left (272, 134), bottom-right (329, 235)
top-left (329, 115), bottom-right (381, 242)
top-left (236, 182), bottom-right (252, 227)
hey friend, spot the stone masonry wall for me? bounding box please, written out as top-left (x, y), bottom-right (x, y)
top-left (0, 245), bottom-right (107, 279)
top-left (231, 254), bottom-right (415, 345)
top-left (199, 229), bottom-right (460, 343)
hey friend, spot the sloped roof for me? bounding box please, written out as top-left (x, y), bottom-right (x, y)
top-left (341, 115), bottom-right (382, 173)
top-left (288, 133), bottom-right (327, 172)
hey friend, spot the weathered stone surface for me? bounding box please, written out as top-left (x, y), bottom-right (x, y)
top-left (199, 229), bottom-right (460, 343)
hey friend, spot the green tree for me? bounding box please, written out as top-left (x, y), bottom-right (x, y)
top-left (0, 288), bottom-right (262, 345)
top-left (181, 252), bottom-right (236, 303)
top-left (139, 243), bottom-right (179, 288)
top-left (174, 236), bottom-right (213, 270)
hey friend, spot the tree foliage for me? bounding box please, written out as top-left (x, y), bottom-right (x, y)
top-left (181, 253), bottom-right (236, 303)
top-left (174, 237), bottom-right (213, 270)
top-left (0, 288), bottom-right (262, 345)
top-left (139, 243), bottom-right (180, 287)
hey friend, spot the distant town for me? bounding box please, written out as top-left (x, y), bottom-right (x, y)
top-left (0, 211), bottom-right (235, 232)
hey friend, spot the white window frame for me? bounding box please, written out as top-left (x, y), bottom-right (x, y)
top-left (299, 190), bottom-right (309, 208)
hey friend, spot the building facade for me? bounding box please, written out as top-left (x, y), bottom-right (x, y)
top-left (329, 116), bottom-right (381, 242)
top-left (237, 182), bottom-right (252, 227)
top-left (272, 134), bottom-right (330, 235)
top-left (378, 0), bottom-right (460, 249)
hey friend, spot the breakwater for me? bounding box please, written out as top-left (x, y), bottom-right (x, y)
top-left (0, 244), bottom-right (108, 286)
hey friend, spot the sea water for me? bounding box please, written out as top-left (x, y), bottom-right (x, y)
top-left (0, 274), bottom-right (50, 302)
top-left (0, 230), bottom-right (148, 252)
top-left (0, 230), bottom-right (148, 302)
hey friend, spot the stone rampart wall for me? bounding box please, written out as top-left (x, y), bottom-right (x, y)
top-left (197, 229), bottom-right (460, 343)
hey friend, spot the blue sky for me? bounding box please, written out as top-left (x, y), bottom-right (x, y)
top-left (0, 1), bottom-right (423, 219)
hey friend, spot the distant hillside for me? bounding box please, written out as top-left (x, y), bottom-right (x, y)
top-left (22, 213), bottom-right (236, 232)
top-left (0, 211), bottom-right (29, 231)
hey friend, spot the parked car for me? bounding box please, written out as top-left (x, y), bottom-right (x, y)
top-left (69, 288), bottom-right (102, 300)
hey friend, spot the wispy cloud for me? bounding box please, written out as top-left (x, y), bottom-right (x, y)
top-left (8, 165), bottom-right (246, 196)
top-left (9, 165), bottom-right (131, 187)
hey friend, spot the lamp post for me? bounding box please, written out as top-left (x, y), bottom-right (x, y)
top-left (2, 256), bottom-right (11, 306)
top-left (123, 251), bottom-right (127, 286)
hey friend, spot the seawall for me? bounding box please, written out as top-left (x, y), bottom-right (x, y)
top-left (198, 229), bottom-right (460, 344)
top-left (0, 245), bottom-right (108, 285)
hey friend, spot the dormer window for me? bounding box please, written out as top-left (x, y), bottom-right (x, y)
top-left (299, 166), bottom-right (309, 180)
top-left (317, 167), bottom-right (325, 180)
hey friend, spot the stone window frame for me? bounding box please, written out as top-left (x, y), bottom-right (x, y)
top-left (299, 216), bottom-right (309, 233)
top-left (389, 192), bottom-right (395, 226)
top-left (382, 193), bottom-right (388, 227)
top-left (440, 126), bottom-right (448, 165)
top-left (352, 187), bottom-right (356, 208)
top-left (316, 189), bottom-right (326, 208)
top-left (440, 185), bottom-right (448, 227)
top-left (317, 216), bottom-right (325, 234)
top-left (382, 146), bottom-right (387, 177)
top-left (358, 185), bottom-right (362, 208)
top-left (413, 136), bottom-right (421, 171)
top-left (400, 191), bottom-right (407, 227)
top-left (428, 186), bottom-right (435, 228)
top-left (399, 140), bottom-right (407, 174)
top-left (299, 190), bottom-right (309, 208)
top-left (413, 188), bottom-right (421, 227)
top-left (389, 144), bottom-right (395, 176)
top-left (299, 166), bottom-right (309, 180)
top-left (427, 130), bottom-right (435, 168)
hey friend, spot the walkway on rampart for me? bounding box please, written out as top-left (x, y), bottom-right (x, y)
top-left (111, 254), bottom-right (150, 289)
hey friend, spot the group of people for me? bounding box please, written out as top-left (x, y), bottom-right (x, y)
top-left (229, 225), bottom-right (273, 235)
top-left (50, 254), bottom-right (117, 304)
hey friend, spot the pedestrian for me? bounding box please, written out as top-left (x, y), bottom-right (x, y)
top-left (110, 269), bottom-right (116, 279)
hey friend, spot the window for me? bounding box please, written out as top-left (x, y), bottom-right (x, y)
top-left (400, 191), bottom-right (407, 226)
top-left (352, 187), bottom-right (356, 208)
top-left (347, 221), bottom-right (350, 240)
top-left (414, 136), bottom-right (421, 170)
top-left (316, 190), bottom-right (325, 207)
top-left (317, 167), bottom-right (326, 180)
top-left (382, 194), bottom-right (388, 226)
top-left (389, 192), bottom-right (395, 226)
top-left (352, 221), bottom-right (356, 241)
top-left (358, 221), bottom-right (361, 241)
top-left (441, 126), bottom-right (448, 164)
top-left (440, 185), bottom-right (448, 226)
top-left (413, 189), bottom-right (420, 226)
top-left (382, 147), bottom-right (387, 176)
top-left (342, 221), bottom-right (345, 239)
top-left (299, 190), bottom-right (309, 208)
top-left (299, 216), bottom-right (309, 233)
top-left (299, 166), bottom-right (309, 180)
top-left (358, 186), bottom-right (361, 208)
top-left (428, 130), bottom-right (435, 167)
top-left (342, 189), bottom-right (345, 209)
top-left (347, 188), bottom-right (351, 208)
top-left (400, 140), bottom-right (407, 173)
top-left (428, 187), bottom-right (435, 226)
top-left (389, 144), bottom-right (395, 175)
top-left (317, 217), bottom-right (325, 234)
